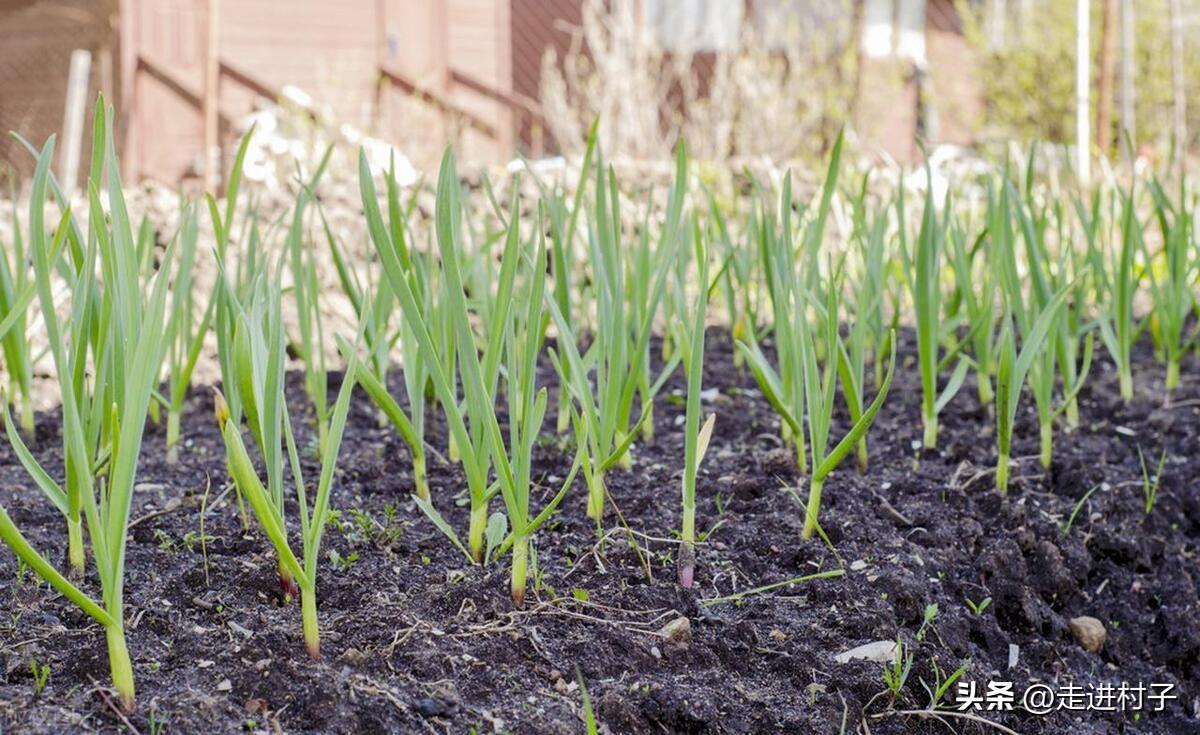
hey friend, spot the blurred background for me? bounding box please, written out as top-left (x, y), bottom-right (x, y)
top-left (0, 0), bottom-right (1194, 190)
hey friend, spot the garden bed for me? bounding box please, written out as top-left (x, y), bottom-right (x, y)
top-left (1, 330), bottom-right (1196, 734)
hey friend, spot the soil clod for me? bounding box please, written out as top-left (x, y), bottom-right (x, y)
top-left (1069, 615), bottom-right (1107, 653)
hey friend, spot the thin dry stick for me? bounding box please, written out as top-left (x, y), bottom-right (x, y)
top-left (90, 682), bottom-right (141, 735)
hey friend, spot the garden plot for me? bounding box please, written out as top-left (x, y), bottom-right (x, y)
top-left (0, 103), bottom-right (1197, 733)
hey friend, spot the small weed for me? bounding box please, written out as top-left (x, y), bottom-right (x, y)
top-left (327, 549), bottom-right (360, 572)
top-left (922, 657), bottom-right (971, 709)
top-left (577, 667), bottom-right (598, 735)
top-left (148, 708), bottom-right (168, 735)
top-left (341, 506), bottom-right (407, 549)
top-left (965, 596), bottom-right (992, 616)
top-left (882, 637), bottom-right (912, 698)
top-left (180, 531), bottom-right (214, 553)
top-left (1062, 484), bottom-right (1101, 535)
top-left (916, 603), bottom-right (938, 641)
top-left (1139, 447), bottom-right (1166, 514)
top-left (155, 529), bottom-right (177, 553)
top-left (14, 558), bottom-right (30, 590)
top-left (29, 659), bottom-right (49, 696)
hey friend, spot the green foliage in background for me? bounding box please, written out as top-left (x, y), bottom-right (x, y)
top-left (961, 0), bottom-right (1200, 152)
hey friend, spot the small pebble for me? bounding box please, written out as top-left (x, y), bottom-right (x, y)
top-left (659, 617), bottom-right (691, 648)
top-left (1069, 616), bottom-right (1106, 653)
top-left (338, 647), bottom-right (368, 666)
top-left (245, 698), bottom-right (268, 716)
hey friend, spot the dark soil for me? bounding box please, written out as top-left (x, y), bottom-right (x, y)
top-left (1, 330), bottom-right (1198, 734)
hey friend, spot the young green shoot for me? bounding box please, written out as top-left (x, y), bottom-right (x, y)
top-left (224, 261), bottom-right (307, 597)
top-left (1083, 187), bottom-right (1140, 401)
top-left (924, 657), bottom-right (971, 710)
top-left (740, 136), bottom-right (844, 472)
top-left (739, 174), bottom-right (806, 471)
top-left (161, 206), bottom-right (214, 463)
top-left (339, 157), bottom-right (434, 500)
top-left (899, 170), bottom-right (970, 449)
top-left (803, 284), bottom-right (897, 539)
top-left (675, 223), bottom-right (714, 589)
top-left (1061, 483), bottom-right (1101, 535)
top-left (882, 637), bottom-right (913, 698)
top-left (843, 194), bottom-right (892, 473)
top-left (707, 186), bottom-right (761, 372)
top-left (477, 211), bottom-right (583, 605)
top-left (948, 189), bottom-right (998, 407)
top-left (0, 198), bottom-right (36, 437)
top-left (964, 596), bottom-right (992, 616)
top-left (544, 142), bottom-right (686, 523)
top-left (285, 148), bottom-right (335, 451)
top-left (740, 252), bottom-right (896, 539)
top-left (0, 99), bottom-right (177, 709)
top-left (1138, 446), bottom-right (1166, 515)
top-left (916, 603), bottom-right (939, 642)
top-left (1145, 177), bottom-right (1197, 391)
top-left (215, 338), bottom-right (359, 659)
top-left (1007, 182), bottom-right (1094, 468)
top-left (538, 122), bottom-right (598, 434)
top-left (577, 667), bottom-right (599, 735)
top-left (993, 273), bottom-right (1076, 493)
top-left (362, 147), bottom-right (516, 561)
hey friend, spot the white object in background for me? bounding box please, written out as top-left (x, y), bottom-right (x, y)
top-left (506, 156), bottom-right (566, 175)
top-left (862, 0), bottom-right (893, 59)
top-left (281, 85), bottom-right (315, 110)
top-left (645, 0), bottom-right (742, 52)
top-left (360, 136), bottom-right (419, 187)
top-left (894, 0), bottom-right (927, 64)
top-left (862, 0), bottom-right (926, 63)
top-left (59, 49), bottom-right (92, 193)
top-left (1075, 0), bottom-right (1091, 184)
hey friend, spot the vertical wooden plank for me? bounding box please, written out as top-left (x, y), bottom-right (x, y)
top-left (99, 39), bottom-right (114, 108)
top-left (1119, 0), bottom-right (1134, 145)
top-left (433, 0), bottom-right (451, 142)
top-left (1096, 0), bottom-right (1117, 156)
top-left (1169, 0), bottom-right (1186, 173)
top-left (494, 0), bottom-right (514, 160)
top-left (1075, 0), bottom-right (1090, 184)
top-left (433, 0), bottom-right (450, 90)
top-left (375, 0), bottom-right (388, 131)
top-left (59, 49), bottom-right (93, 193)
top-left (119, 0), bottom-right (140, 180)
top-left (204, 0), bottom-right (220, 191)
